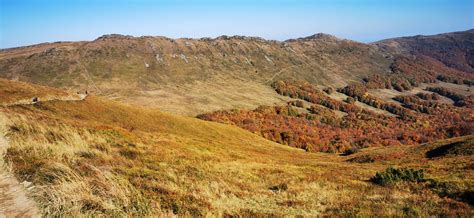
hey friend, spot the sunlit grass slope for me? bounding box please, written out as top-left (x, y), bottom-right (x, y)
top-left (0, 80), bottom-right (472, 216)
top-left (0, 78), bottom-right (78, 105)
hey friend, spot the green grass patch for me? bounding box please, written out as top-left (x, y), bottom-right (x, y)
top-left (371, 167), bottom-right (425, 186)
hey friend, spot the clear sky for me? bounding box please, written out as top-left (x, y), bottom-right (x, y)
top-left (1, 0), bottom-right (473, 48)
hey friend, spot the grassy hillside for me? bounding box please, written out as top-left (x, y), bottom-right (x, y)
top-left (0, 80), bottom-right (472, 216)
top-left (0, 78), bottom-right (81, 106)
top-left (374, 29), bottom-right (474, 74)
top-left (2, 30), bottom-right (474, 116)
top-left (0, 34), bottom-right (391, 115)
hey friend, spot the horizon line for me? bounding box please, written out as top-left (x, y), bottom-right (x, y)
top-left (1, 28), bottom-right (473, 50)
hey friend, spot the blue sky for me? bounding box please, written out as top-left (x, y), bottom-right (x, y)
top-left (0, 0), bottom-right (473, 48)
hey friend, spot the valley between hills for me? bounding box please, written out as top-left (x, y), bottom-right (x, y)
top-left (0, 30), bottom-right (473, 216)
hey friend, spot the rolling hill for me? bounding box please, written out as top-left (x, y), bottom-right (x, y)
top-left (2, 30), bottom-right (473, 116)
top-left (374, 29), bottom-right (474, 74)
top-left (0, 33), bottom-right (392, 115)
top-left (0, 79), bottom-right (472, 216)
top-left (0, 28), bottom-right (473, 216)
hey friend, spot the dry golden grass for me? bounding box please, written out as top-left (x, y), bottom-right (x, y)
top-left (0, 79), bottom-right (470, 216)
top-left (0, 78), bottom-right (81, 106)
top-left (0, 92), bottom-right (472, 216)
top-left (120, 76), bottom-right (293, 116)
top-left (368, 82), bottom-right (473, 105)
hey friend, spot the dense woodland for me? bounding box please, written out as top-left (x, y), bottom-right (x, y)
top-left (199, 80), bottom-right (473, 153)
top-left (425, 87), bottom-right (474, 107)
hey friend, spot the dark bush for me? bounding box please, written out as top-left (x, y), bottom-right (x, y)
top-left (427, 179), bottom-right (473, 205)
top-left (426, 139), bottom-right (474, 158)
top-left (371, 167), bottom-right (425, 186)
top-left (437, 74), bottom-right (473, 86)
top-left (288, 100), bottom-right (305, 108)
top-left (324, 87), bottom-right (334, 95)
top-left (426, 87), bottom-right (465, 104)
top-left (242, 118), bottom-right (254, 125)
top-left (119, 148), bottom-right (139, 159)
top-left (347, 154), bottom-right (374, 163)
top-left (427, 179), bottom-right (460, 198)
top-left (269, 183), bottom-right (288, 192)
top-left (403, 206), bottom-right (421, 217)
top-left (459, 190), bottom-right (474, 205)
top-left (416, 92), bottom-right (440, 101)
top-left (345, 96), bottom-right (356, 104)
top-left (342, 147), bottom-right (360, 156)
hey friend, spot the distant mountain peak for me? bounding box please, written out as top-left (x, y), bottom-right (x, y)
top-left (213, 35), bottom-right (266, 42)
top-left (285, 33), bottom-right (341, 42)
top-left (95, 34), bottom-right (134, 41)
top-left (305, 33), bottom-right (339, 40)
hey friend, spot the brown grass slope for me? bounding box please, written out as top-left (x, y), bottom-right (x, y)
top-left (0, 79), bottom-right (472, 216)
top-left (374, 29), bottom-right (474, 73)
top-left (0, 119), bottom-right (40, 217)
top-left (0, 34), bottom-right (391, 115)
top-left (0, 78), bottom-right (82, 106)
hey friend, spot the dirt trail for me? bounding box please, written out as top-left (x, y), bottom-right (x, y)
top-left (0, 93), bottom-right (88, 107)
top-left (0, 132), bottom-right (40, 217)
top-left (0, 95), bottom-right (87, 217)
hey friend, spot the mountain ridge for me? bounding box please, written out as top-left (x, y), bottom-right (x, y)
top-left (1, 29), bottom-right (472, 115)
top-left (374, 29), bottom-right (474, 73)
top-left (0, 31), bottom-right (391, 115)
